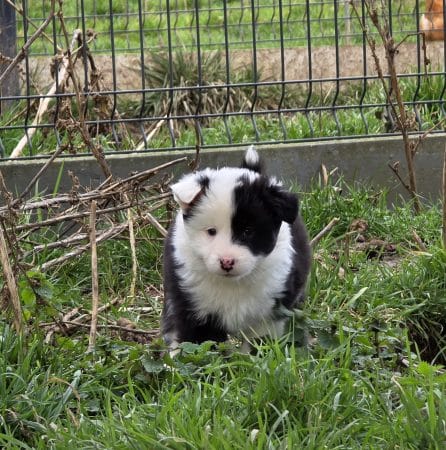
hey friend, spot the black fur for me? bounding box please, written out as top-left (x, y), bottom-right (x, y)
top-left (275, 217), bottom-right (312, 309)
top-left (231, 176), bottom-right (298, 255)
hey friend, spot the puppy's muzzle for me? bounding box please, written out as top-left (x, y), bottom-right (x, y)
top-left (220, 257), bottom-right (235, 272)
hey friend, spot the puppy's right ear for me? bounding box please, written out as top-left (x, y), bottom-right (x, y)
top-left (170, 175), bottom-right (205, 213)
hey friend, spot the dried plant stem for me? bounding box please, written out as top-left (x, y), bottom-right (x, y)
top-left (0, 188), bottom-right (172, 218)
top-left (43, 320), bottom-right (159, 337)
top-left (13, 146), bottom-right (65, 205)
top-left (44, 298), bottom-right (122, 342)
top-left (12, 195), bottom-right (167, 234)
top-left (310, 218), bottom-right (340, 248)
top-left (136, 116), bottom-right (167, 150)
top-left (350, 0), bottom-right (421, 214)
top-left (102, 157), bottom-right (187, 193)
top-left (14, 202), bottom-right (134, 232)
top-left (0, 224), bottom-right (23, 333)
top-left (10, 29), bottom-right (81, 158)
top-left (143, 211), bottom-right (168, 237)
top-left (0, 155), bottom-right (183, 218)
top-left (57, 18), bottom-right (112, 179)
top-left (22, 233), bottom-right (90, 259)
top-left (412, 230), bottom-right (427, 252)
top-left (39, 221), bottom-right (127, 272)
top-left (127, 207), bottom-right (138, 302)
top-left (87, 201), bottom-right (99, 353)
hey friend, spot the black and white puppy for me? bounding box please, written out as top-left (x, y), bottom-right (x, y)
top-left (162, 146), bottom-right (311, 349)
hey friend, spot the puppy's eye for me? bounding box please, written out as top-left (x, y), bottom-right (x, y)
top-left (243, 226), bottom-right (254, 237)
top-left (206, 228), bottom-right (217, 236)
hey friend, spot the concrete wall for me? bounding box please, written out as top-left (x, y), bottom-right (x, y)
top-left (1, 134), bottom-right (445, 204)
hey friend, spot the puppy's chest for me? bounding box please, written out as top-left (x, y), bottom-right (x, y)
top-left (185, 273), bottom-right (280, 333)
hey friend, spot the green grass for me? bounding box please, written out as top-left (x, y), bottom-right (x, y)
top-left (19, 0), bottom-right (418, 55)
top-left (2, 1), bottom-right (442, 158)
top-left (1, 178), bottom-right (446, 448)
top-left (4, 14), bottom-right (446, 159)
top-left (2, 70), bottom-right (445, 158)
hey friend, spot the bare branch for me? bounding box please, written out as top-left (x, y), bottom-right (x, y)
top-left (0, 223), bottom-right (23, 333)
top-left (310, 217), bottom-right (340, 248)
top-left (87, 201), bottom-right (99, 353)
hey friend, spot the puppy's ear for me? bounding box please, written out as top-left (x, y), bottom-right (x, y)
top-left (171, 175), bottom-right (205, 212)
top-left (268, 185), bottom-right (299, 224)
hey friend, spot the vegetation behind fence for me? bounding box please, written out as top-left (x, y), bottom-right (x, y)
top-left (0, 0), bottom-right (445, 158)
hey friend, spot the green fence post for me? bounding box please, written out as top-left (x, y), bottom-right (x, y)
top-left (0, 1), bottom-right (19, 114)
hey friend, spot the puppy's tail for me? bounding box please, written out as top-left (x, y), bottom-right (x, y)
top-left (242, 145), bottom-right (262, 173)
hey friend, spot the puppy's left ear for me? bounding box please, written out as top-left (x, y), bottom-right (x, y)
top-left (171, 176), bottom-right (204, 213)
top-left (268, 186), bottom-right (299, 224)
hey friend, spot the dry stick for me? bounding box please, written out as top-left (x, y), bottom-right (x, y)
top-left (350, 1), bottom-right (420, 213)
top-left (12, 146), bottom-right (65, 206)
top-left (13, 201), bottom-right (134, 232)
top-left (22, 200), bottom-right (169, 259)
top-left (37, 197), bottom-right (170, 272)
top-left (143, 211), bottom-right (168, 237)
top-left (369, 4), bottom-right (420, 213)
top-left (44, 298), bottom-right (121, 342)
top-left (13, 196), bottom-right (169, 235)
top-left (0, 224), bottom-right (23, 333)
top-left (136, 116), bottom-right (167, 151)
top-left (40, 222), bottom-right (127, 272)
top-left (87, 201), bottom-right (99, 353)
top-left (0, 186), bottom-right (172, 217)
top-left (44, 306), bottom-right (81, 344)
top-left (412, 230), bottom-right (428, 252)
top-left (387, 162), bottom-right (410, 192)
top-left (413, 116), bottom-right (446, 156)
top-left (102, 157), bottom-right (188, 193)
top-left (57, 18), bottom-right (112, 179)
top-left (10, 29), bottom-right (81, 158)
top-left (310, 218), bottom-right (340, 248)
top-left (443, 142), bottom-right (446, 249)
top-left (0, 0), bottom-right (56, 86)
top-left (46, 320), bottom-right (159, 337)
top-left (1, 154), bottom-right (183, 214)
top-left (127, 207), bottom-right (138, 302)
top-left (21, 232), bottom-right (90, 259)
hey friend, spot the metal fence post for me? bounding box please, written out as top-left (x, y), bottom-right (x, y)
top-left (0, 0), bottom-right (19, 115)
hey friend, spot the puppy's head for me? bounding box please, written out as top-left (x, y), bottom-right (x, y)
top-left (171, 153), bottom-right (298, 279)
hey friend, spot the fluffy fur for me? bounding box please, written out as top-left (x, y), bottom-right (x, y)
top-left (420, 0), bottom-right (445, 41)
top-left (162, 146), bottom-right (311, 347)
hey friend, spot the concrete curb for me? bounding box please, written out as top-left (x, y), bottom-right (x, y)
top-left (1, 134), bottom-right (445, 203)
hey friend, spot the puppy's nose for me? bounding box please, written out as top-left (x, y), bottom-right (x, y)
top-left (220, 257), bottom-right (235, 272)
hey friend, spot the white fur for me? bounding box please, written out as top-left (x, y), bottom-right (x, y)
top-left (245, 145), bottom-right (260, 166)
top-left (170, 167), bottom-right (295, 338)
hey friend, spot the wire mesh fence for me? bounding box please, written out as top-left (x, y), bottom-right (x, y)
top-left (0, 0), bottom-right (445, 159)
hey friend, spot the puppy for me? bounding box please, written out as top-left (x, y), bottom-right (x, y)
top-left (162, 147), bottom-right (311, 350)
